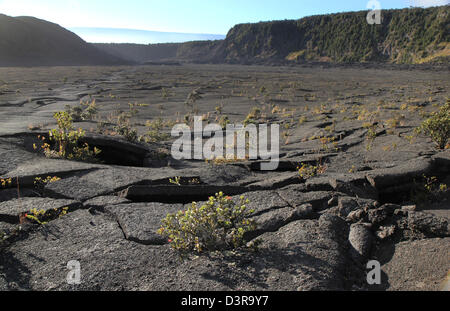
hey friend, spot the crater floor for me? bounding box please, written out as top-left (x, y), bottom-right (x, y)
top-left (0, 64), bottom-right (448, 291)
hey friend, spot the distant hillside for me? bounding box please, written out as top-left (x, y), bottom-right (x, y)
top-left (72, 27), bottom-right (225, 44)
top-left (0, 14), bottom-right (126, 67)
top-left (99, 6), bottom-right (449, 65)
top-left (219, 6), bottom-right (450, 64)
top-left (95, 40), bottom-right (225, 64)
top-left (94, 43), bottom-right (180, 63)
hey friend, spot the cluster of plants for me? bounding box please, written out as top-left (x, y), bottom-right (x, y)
top-left (365, 123), bottom-right (379, 151)
top-left (104, 103), bottom-right (148, 142)
top-left (24, 207), bottom-right (69, 226)
top-left (157, 192), bottom-right (257, 254)
top-left (169, 176), bottom-right (181, 186)
top-left (185, 89), bottom-right (202, 114)
top-left (34, 176), bottom-right (61, 196)
top-left (319, 135), bottom-right (339, 152)
top-left (298, 115), bottom-right (307, 125)
top-left (140, 118), bottom-right (171, 143)
top-left (161, 87), bottom-right (171, 100)
top-left (0, 178), bottom-right (12, 188)
top-left (410, 175), bottom-right (448, 207)
top-left (218, 115), bottom-right (231, 130)
top-left (65, 99), bottom-right (98, 122)
top-left (206, 154), bottom-right (249, 166)
top-left (297, 162), bottom-right (327, 180)
top-left (415, 100), bottom-right (449, 149)
top-left (243, 107), bottom-right (262, 126)
top-left (35, 111), bottom-right (101, 161)
top-left (113, 111), bottom-right (138, 142)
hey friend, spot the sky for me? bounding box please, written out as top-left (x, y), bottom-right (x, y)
top-left (0, 0), bottom-right (448, 40)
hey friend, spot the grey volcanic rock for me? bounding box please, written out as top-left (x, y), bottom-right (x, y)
top-left (231, 190), bottom-right (289, 215)
top-left (1, 157), bottom-right (103, 188)
top-left (332, 178), bottom-right (379, 200)
top-left (0, 208), bottom-right (350, 291)
top-left (43, 166), bottom-right (195, 201)
top-left (247, 171), bottom-right (300, 190)
top-left (0, 188), bottom-right (38, 202)
top-left (407, 211), bottom-right (449, 237)
top-left (375, 225), bottom-right (396, 240)
top-left (0, 197), bottom-right (81, 219)
top-left (0, 139), bottom-right (42, 176)
top-left (304, 177), bottom-right (334, 192)
top-left (338, 197), bottom-right (377, 217)
top-left (379, 238), bottom-right (450, 291)
top-left (249, 203), bottom-right (315, 238)
top-left (251, 214), bottom-right (349, 291)
top-left (105, 203), bottom-right (184, 245)
top-left (0, 209), bottom-right (158, 290)
top-left (194, 165), bottom-right (253, 186)
top-left (367, 204), bottom-right (400, 226)
top-left (276, 185), bottom-right (334, 211)
top-left (348, 223), bottom-right (373, 261)
top-left (366, 156), bottom-right (434, 190)
top-left (347, 209), bottom-right (367, 223)
top-left (83, 196), bottom-right (131, 210)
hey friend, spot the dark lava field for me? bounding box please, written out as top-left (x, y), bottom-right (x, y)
top-left (0, 64), bottom-right (449, 291)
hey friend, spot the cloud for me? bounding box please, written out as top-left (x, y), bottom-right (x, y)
top-left (410, 0), bottom-right (449, 7)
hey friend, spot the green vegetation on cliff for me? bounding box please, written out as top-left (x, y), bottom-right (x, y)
top-left (223, 6), bottom-right (449, 64)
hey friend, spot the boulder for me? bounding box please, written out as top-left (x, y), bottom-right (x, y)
top-left (348, 223), bottom-right (373, 261)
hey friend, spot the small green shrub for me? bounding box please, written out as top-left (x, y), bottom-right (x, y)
top-left (38, 111), bottom-right (101, 161)
top-left (0, 178), bottom-right (12, 188)
top-left (169, 176), bottom-right (181, 186)
top-left (365, 123), bottom-right (378, 151)
top-left (185, 89), bottom-right (202, 113)
top-left (157, 192), bottom-right (256, 254)
top-left (25, 207), bottom-right (69, 226)
top-left (141, 118), bottom-right (170, 143)
top-left (297, 163), bottom-right (327, 180)
top-left (65, 99), bottom-right (98, 122)
top-left (114, 112), bottom-right (138, 142)
top-left (34, 176), bottom-right (61, 196)
top-left (410, 175), bottom-right (448, 206)
top-left (219, 115), bottom-right (230, 129)
top-left (415, 100), bottom-right (450, 149)
top-left (243, 107), bottom-right (261, 126)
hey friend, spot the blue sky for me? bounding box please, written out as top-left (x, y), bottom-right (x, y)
top-left (0, 0), bottom-right (448, 36)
